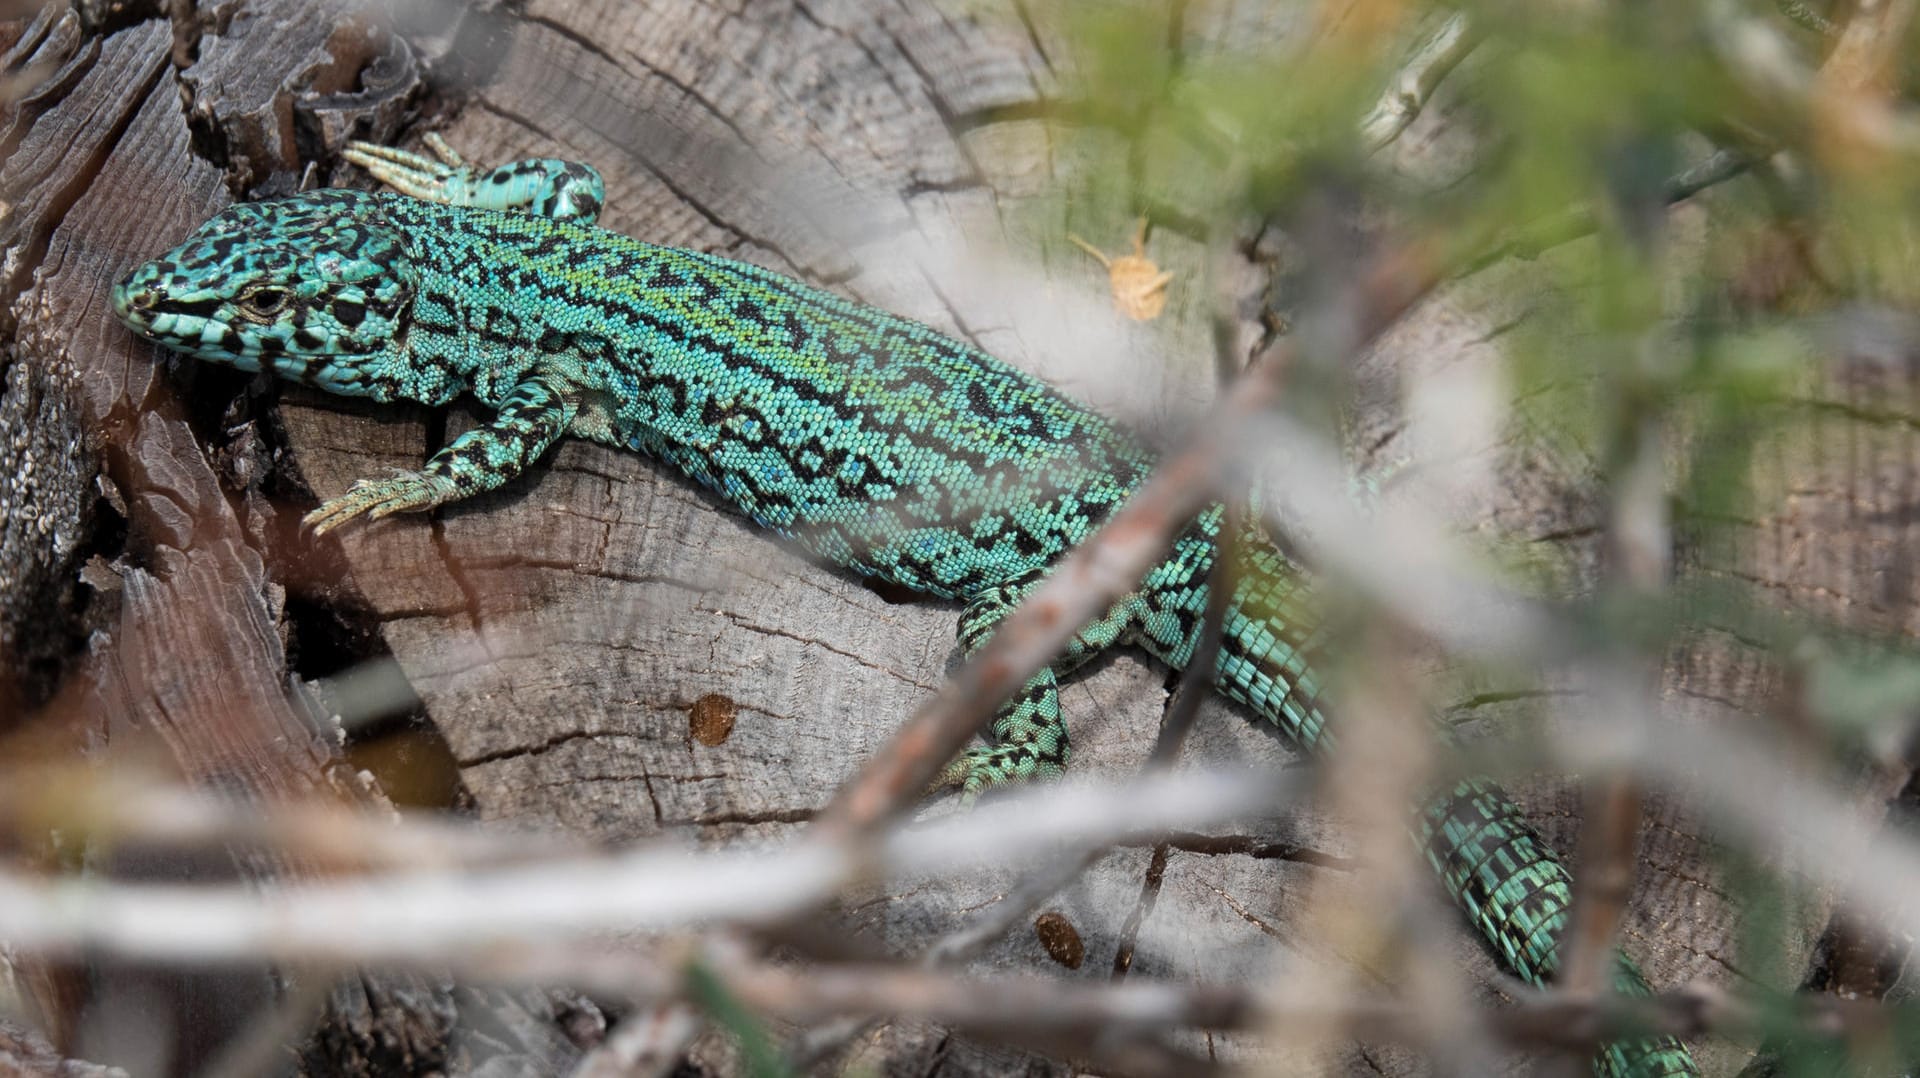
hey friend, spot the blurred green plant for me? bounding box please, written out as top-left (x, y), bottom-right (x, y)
top-left (1013, 0), bottom-right (1920, 1072)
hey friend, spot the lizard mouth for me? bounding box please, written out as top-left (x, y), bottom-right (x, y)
top-left (111, 266), bottom-right (242, 355)
top-left (110, 278), bottom-right (152, 327)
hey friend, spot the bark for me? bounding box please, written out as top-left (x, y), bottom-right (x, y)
top-left (0, 0), bottom-right (1907, 1075)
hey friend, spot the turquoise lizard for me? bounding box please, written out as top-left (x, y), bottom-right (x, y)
top-left (110, 136), bottom-right (1696, 1077)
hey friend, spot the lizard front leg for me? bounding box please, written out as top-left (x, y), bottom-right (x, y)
top-left (344, 137), bottom-right (606, 224)
top-left (304, 373), bottom-right (580, 534)
top-left (937, 569), bottom-right (1140, 797)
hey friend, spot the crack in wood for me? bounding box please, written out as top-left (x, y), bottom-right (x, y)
top-left (711, 607), bottom-right (942, 691)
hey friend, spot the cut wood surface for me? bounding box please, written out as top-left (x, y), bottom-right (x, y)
top-left (0, 0), bottom-right (1912, 1074)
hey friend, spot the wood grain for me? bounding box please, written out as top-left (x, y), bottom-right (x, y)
top-left (0, 1), bottom-right (1912, 1074)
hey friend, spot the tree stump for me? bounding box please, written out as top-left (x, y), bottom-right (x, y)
top-left (0, 1), bottom-right (1910, 1075)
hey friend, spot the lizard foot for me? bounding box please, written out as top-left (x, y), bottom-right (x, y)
top-left (303, 469), bottom-right (460, 535)
top-left (933, 744), bottom-right (1064, 804)
top-left (343, 137), bottom-right (475, 205)
top-left (344, 137), bottom-right (606, 224)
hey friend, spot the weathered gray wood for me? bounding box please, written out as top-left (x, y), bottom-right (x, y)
top-left (0, 4), bottom-right (580, 1073)
top-left (275, 3), bottom-right (1703, 1074)
top-left (3, 0), bottom-right (1917, 1074)
top-left (0, 1017), bottom-right (128, 1078)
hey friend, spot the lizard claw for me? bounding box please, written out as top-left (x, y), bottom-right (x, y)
top-left (302, 470), bottom-right (459, 535)
top-left (343, 141), bottom-right (476, 206)
top-left (345, 138), bottom-right (605, 223)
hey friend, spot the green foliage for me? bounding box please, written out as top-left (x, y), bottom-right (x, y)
top-left (1029, 2), bottom-right (1920, 1068)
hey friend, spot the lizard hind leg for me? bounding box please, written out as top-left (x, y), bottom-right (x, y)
top-left (343, 140), bottom-right (607, 225)
top-left (936, 668), bottom-right (1067, 798)
top-left (935, 569), bottom-right (1138, 800)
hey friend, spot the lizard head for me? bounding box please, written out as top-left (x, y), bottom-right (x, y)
top-left (112, 190), bottom-right (416, 397)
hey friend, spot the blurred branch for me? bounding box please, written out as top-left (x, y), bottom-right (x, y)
top-left (1560, 777), bottom-right (1647, 998)
top-left (0, 769), bottom-right (593, 872)
top-left (1243, 399), bottom-right (1920, 981)
top-left (1708, 0), bottom-right (1920, 156)
top-left (1246, 412), bottom-right (1565, 661)
top-left (1470, 0), bottom-right (1915, 280)
top-left (1361, 13), bottom-right (1483, 153)
top-left (1547, 710), bottom-right (1920, 964)
top-left (0, 770), bottom-right (1289, 967)
top-left (1817, 0), bottom-right (1915, 97)
top-left (518, 948), bottom-right (1920, 1059)
top-left (536, 943), bottom-right (1920, 1058)
top-left (569, 1004), bottom-right (702, 1078)
top-left (1258, 622), bottom-right (1449, 1076)
top-left (1561, 364), bottom-right (1671, 1003)
top-left (1775, 0), bottom-right (1838, 37)
top-left (1460, 148), bottom-right (1752, 275)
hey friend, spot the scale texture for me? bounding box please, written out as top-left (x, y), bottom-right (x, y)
top-left (110, 143), bottom-right (1695, 1077)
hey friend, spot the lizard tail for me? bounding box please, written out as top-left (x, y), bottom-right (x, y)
top-left (1184, 523), bottom-right (1699, 1076)
top-left (1417, 779), bottom-right (1697, 1076)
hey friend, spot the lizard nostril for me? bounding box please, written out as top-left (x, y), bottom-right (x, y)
top-left (111, 285), bottom-right (163, 324)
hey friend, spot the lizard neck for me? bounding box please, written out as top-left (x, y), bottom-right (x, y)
top-left (383, 198), bottom-right (545, 407)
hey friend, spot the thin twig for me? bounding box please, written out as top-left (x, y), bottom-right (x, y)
top-left (1776, 0), bottom-right (1837, 37)
top-left (1560, 351), bottom-right (1671, 1008)
top-left (605, 947), bottom-right (1914, 1057)
top-left (0, 770), bottom-right (1291, 967)
top-left (1459, 149), bottom-right (1752, 276)
top-left (1360, 13), bottom-right (1483, 153)
top-left (569, 1004), bottom-right (704, 1078)
top-left (1707, 0), bottom-right (1920, 157)
top-left (0, 769), bottom-right (592, 872)
top-left (1111, 222), bottom-right (1260, 983)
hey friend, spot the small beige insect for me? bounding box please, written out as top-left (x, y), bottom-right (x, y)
top-left (1069, 217), bottom-right (1175, 321)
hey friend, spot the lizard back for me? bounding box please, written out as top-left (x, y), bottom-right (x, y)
top-left (386, 196), bottom-right (1160, 600)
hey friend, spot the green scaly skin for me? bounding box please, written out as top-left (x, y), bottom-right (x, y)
top-left (110, 139), bottom-right (1696, 1077)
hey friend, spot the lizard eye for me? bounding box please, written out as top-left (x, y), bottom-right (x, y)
top-left (240, 288), bottom-right (290, 318)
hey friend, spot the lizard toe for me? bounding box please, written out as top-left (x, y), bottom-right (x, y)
top-left (304, 471), bottom-right (459, 534)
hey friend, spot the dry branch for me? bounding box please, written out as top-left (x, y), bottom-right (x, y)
top-left (1360, 13), bottom-right (1482, 153)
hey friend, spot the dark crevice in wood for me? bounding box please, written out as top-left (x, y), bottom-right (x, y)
top-left (861, 576), bottom-right (924, 605)
top-left (1108, 839), bottom-right (1169, 978)
top-left (458, 728), bottom-right (615, 769)
top-left (873, 18), bottom-right (986, 193)
top-left (72, 0), bottom-right (167, 38)
top-left (664, 806), bottom-right (816, 828)
top-left (899, 174), bottom-right (988, 199)
top-left (521, 11), bottom-right (762, 158)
